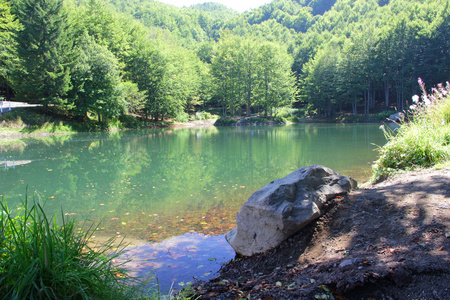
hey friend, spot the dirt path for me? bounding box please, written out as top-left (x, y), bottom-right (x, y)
top-left (189, 168), bottom-right (450, 299)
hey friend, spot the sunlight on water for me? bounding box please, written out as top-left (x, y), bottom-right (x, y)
top-left (0, 123), bottom-right (386, 292)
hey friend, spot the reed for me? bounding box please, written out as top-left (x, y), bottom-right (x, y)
top-left (0, 193), bottom-right (152, 299)
top-left (371, 80), bottom-right (450, 181)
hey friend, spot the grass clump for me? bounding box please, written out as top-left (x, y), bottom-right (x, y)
top-left (0, 195), bottom-right (152, 299)
top-left (0, 108), bottom-right (75, 134)
top-left (371, 80), bottom-right (450, 181)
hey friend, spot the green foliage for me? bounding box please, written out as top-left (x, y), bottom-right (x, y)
top-left (297, 0), bottom-right (450, 117)
top-left (121, 80), bottom-right (147, 114)
top-left (0, 108), bottom-right (75, 134)
top-left (372, 80), bottom-right (450, 181)
top-left (0, 195), bottom-right (152, 299)
top-left (70, 33), bottom-right (125, 123)
top-left (211, 35), bottom-right (296, 117)
top-left (275, 107), bottom-right (314, 120)
top-left (0, 0), bottom-right (21, 87)
top-left (243, 0), bottom-right (314, 33)
top-left (192, 111), bottom-right (216, 121)
top-left (2, 0), bottom-right (448, 127)
top-left (13, 0), bottom-right (75, 112)
top-left (214, 117), bottom-right (238, 125)
top-left (367, 110), bottom-right (397, 120)
top-left (175, 111), bottom-right (216, 122)
top-left (189, 2), bottom-right (239, 20)
top-left (246, 117), bottom-right (269, 123)
top-left (174, 111), bottom-right (190, 123)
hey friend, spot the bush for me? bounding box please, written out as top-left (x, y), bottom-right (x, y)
top-left (273, 116), bottom-right (286, 123)
top-left (246, 117), bottom-right (268, 123)
top-left (186, 111), bottom-right (218, 121)
top-left (174, 111), bottom-right (190, 123)
top-left (371, 80), bottom-right (450, 181)
top-left (0, 195), bottom-right (152, 299)
top-left (275, 107), bottom-right (297, 118)
top-left (119, 115), bottom-right (147, 128)
top-left (214, 117), bottom-right (238, 125)
top-left (367, 110), bottom-right (398, 121)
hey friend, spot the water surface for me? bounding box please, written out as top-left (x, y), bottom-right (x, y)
top-left (0, 123), bottom-right (386, 293)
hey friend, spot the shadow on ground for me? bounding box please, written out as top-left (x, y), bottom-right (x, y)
top-left (190, 168), bottom-right (450, 299)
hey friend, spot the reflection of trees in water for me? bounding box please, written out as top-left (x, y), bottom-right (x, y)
top-left (0, 125), bottom-right (385, 241)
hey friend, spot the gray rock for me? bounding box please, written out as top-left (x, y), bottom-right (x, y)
top-left (225, 165), bottom-right (357, 256)
top-left (388, 112), bottom-right (405, 122)
top-left (339, 258), bottom-right (361, 268)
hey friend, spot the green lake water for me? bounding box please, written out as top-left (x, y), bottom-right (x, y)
top-left (0, 123), bottom-right (387, 293)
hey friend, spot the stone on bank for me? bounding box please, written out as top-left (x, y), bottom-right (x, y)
top-left (225, 165), bottom-right (357, 256)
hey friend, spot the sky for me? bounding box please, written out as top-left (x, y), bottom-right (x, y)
top-left (157, 0), bottom-right (273, 13)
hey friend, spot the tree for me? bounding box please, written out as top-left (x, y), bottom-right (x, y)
top-left (123, 30), bottom-right (165, 121)
top-left (210, 34), bottom-right (244, 116)
top-left (13, 0), bottom-right (74, 111)
top-left (120, 80), bottom-right (146, 115)
top-left (72, 0), bottom-right (131, 64)
top-left (211, 35), bottom-right (296, 117)
top-left (0, 0), bottom-right (20, 96)
top-left (301, 46), bottom-right (340, 117)
top-left (240, 39), bottom-right (259, 116)
top-left (257, 41), bottom-right (297, 116)
top-left (70, 33), bottom-right (124, 123)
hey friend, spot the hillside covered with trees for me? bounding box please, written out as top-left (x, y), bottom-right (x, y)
top-left (0, 0), bottom-right (448, 127)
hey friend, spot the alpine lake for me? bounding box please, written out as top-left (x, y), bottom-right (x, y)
top-left (0, 123), bottom-right (388, 294)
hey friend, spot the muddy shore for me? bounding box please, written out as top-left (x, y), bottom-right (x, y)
top-left (188, 168), bottom-right (450, 299)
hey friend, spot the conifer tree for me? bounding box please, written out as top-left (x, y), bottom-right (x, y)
top-left (0, 1), bottom-right (19, 97)
top-left (13, 0), bottom-right (74, 111)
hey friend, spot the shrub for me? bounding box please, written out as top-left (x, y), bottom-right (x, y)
top-left (174, 111), bottom-right (190, 123)
top-left (273, 116), bottom-right (286, 123)
top-left (119, 115), bottom-right (147, 128)
top-left (246, 117), bottom-right (268, 123)
top-left (372, 80), bottom-right (450, 181)
top-left (367, 110), bottom-right (398, 121)
top-left (0, 195), bottom-right (152, 299)
top-left (214, 117), bottom-right (238, 125)
top-left (275, 107), bottom-right (297, 118)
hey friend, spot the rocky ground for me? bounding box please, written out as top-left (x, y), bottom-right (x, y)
top-left (188, 168), bottom-right (450, 299)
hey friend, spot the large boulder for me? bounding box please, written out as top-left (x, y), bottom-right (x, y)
top-left (225, 165), bottom-right (357, 256)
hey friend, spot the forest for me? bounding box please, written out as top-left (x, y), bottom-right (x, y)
top-left (0, 0), bottom-right (448, 125)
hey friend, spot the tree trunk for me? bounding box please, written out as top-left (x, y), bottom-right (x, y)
top-left (384, 78), bottom-right (390, 108)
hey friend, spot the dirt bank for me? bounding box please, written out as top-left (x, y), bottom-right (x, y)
top-left (189, 168), bottom-right (450, 299)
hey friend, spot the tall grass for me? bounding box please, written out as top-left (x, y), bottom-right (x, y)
top-left (0, 194), bottom-right (153, 299)
top-left (371, 80), bottom-right (450, 181)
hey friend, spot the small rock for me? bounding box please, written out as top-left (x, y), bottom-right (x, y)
top-left (339, 258), bottom-right (361, 268)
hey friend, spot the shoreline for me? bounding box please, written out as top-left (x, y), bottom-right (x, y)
top-left (0, 117), bottom-right (386, 139)
top-left (186, 167), bottom-right (450, 299)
